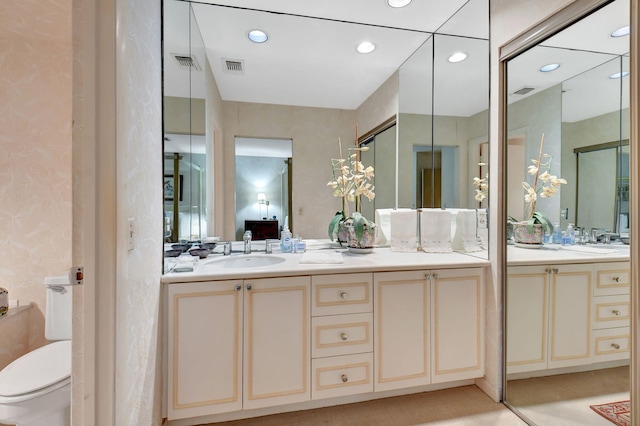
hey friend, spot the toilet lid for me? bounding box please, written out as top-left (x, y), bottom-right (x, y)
top-left (0, 340), bottom-right (71, 397)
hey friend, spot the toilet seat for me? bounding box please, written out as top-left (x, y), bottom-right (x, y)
top-left (0, 340), bottom-right (71, 402)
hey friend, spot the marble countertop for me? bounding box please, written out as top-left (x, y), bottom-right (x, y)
top-left (507, 243), bottom-right (630, 266)
top-left (162, 240), bottom-right (490, 284)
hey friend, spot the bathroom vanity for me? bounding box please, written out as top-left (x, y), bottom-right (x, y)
top-left (161, 246), bottom-right (489, 425)
top-left (506, 245), bottom-right (630, 377)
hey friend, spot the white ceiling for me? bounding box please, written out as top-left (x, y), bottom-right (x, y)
top-left (164, 0), bottom-right (489, 114)
top-left (164, 0), bottom-right (629, 122)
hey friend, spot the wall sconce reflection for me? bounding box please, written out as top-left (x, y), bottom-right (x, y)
top-left (257, 192), bottom-right (270, 219)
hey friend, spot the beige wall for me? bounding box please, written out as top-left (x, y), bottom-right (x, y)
top-left (0, 0), bottom-right (72, 353)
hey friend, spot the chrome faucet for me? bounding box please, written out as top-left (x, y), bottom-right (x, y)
top-left (243, 231), bottom-right (252, 254)
top-left (223, 241), bottom-right (231, 256)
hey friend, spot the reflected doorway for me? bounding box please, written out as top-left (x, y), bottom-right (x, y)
top-left (235, 137), bottom-right (293, 241)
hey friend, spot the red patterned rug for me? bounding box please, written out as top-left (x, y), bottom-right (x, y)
top-left (590, 400), bottom-right (630, 426)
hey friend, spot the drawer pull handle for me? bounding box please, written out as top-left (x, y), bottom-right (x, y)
top-left (341, 292), bottom-right (348, 300)
top-left (341, 333), bottom-right (348, 341)
top-left (613, 276), bottom-right (621, 282)
top-left (612, 309), bottom-right (621, 316)
top-left (611, 343), bottom-right (621, 350)
top-left (341, 374), bottom-right (348, 383)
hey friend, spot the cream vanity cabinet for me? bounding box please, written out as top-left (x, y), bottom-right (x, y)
top-left (591, 262), bottom-right (630, 362)
top-left (507, 264), bottom-right (591, 374)
top-left (166, 276), bottom-right (310, 420)
top-left (310, 273), bottom-right (374, 400)
top-left (507, 261), bottom-right (630, 375)
top-left (374, 268), bottom-right (484, 392)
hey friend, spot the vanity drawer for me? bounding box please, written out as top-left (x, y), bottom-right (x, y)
top-left (311, 353), bottom-right (373, 400)
top-left (312, 273), bottom-right (373, 316)
top-left (594, 263), bottom-right (630, 296)
top-left (592, 327), bottom-right (630, 361)
top-left (312, 313), bottom-right (373, 358)
top-left (592, 295), bottom-right (630, 329)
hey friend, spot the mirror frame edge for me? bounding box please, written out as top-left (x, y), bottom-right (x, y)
top-left (630, 0), bottom-right (639, 424)
top-left (496, 0), bottom-right (638, 421)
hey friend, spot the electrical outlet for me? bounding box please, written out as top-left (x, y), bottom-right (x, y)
top-left (128, 217), bottom-right (135, 251)
top-left (561, 208), bottom-right (568, 220)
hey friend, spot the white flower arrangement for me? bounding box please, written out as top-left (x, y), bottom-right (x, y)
top-left (522, 133), bottom-right (567, 233)
top-left (326, 137), bottom-right (375, 242)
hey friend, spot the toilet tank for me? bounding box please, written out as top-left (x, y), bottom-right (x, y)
top-left (44, 276), bottom-right (72, 341)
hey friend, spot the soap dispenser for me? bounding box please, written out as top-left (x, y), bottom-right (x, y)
top-left (280, 225), bottom-right (293, 253)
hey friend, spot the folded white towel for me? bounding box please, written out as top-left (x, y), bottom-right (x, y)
top-left (477, 209), bottom-right (488, 249)
top-left (374, 209), bottom-right (392, 245)
top-left (420, 209), bottom-right (452, 253)
top-left (299, 251), bottom-right (345, 264)
top-left (390, 210), bottom-right (418, 252)
top-left (452, 209), bottom-right (482, 252)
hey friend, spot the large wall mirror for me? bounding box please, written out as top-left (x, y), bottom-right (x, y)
top-left (163, 0), bottom-right (488, 244)
top-left (503, 1), bottom-right (631, 424)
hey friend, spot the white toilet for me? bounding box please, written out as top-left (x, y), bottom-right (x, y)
top-left (0, 276), bottom-right (72, 426)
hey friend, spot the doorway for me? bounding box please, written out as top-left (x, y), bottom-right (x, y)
top-left (235, 137), bottom-right (293, 241)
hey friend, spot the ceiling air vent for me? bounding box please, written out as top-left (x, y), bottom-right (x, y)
top-left (223, 58), bottom-right (245, 74)
top-left (171, 53), bottom-right (201, 71)
top-left (512, 86), bottom-right (535, 96)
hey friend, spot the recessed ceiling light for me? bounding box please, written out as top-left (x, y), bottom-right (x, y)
top-left (248, 29), bottom-right (268, 43)
top-left (387, 0), bottom-right (412, 8)
top-left (357, 41), bottom-right (376, 54)
top-left (611, 25), bottom-right (630, 38)
top-left (448, 52), bottom-right (467, 63)
top-left (540, 63), bottom-right (560, 72)
top-left (609, 71), bottom-right (629, 79)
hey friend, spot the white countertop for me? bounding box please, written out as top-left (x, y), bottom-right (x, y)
top-left (507, 243), bottom-right (630, 266)
top-left (162, 241), bottom-right (490, 284)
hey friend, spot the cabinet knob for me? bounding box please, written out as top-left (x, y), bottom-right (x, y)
top-left (341, 374), bottom-right (348, 383)
top-left (612, 309), bottom-right (621, 316)
top-left (613, 276), bottom-right (621, 282)
top-left (235, 284), bottom-right (242, 291)
top-left (433, 273), bottom-right (440, 280)
top-left (341, 292), bottom-right (348, 300)
top-left (611, 343), bottom-right (621, 350)
top-left (341, 333), bottom-right (348, 341)
top-left (246, 284), bottom-right (252, 291)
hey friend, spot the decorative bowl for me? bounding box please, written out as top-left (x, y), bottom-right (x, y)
top-left (164, 249), bottom-right (183, 258)
top-left (189, 248), bottom-right (211, 259)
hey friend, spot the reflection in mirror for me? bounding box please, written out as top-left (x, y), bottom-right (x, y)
top-left (398, 31), bottom-right (489, 209)
top-left (504, 1), bottom-right (630, 424)
top-left (359, 121), bottom-right (397, 222)
top-left (163, 0), bottom-right (489, 244)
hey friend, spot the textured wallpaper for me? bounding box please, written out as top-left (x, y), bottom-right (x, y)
top-left (114, 0), bottom-right (164, 424)
top-left (0, 0), bottom-right (72, 351)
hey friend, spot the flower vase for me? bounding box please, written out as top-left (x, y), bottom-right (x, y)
top-left (339, 221), bottom-right (376, 251)
top-left (512, 221), bottom-right (544, 247)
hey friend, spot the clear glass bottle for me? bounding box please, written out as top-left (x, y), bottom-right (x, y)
top-left (566, 223), bottom-right (576, 245)
top-left (552, 222), bottom-right (562, 244)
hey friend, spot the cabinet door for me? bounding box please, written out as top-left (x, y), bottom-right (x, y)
top-left (548, 264), bottom-right (592, 368)
top-left (167, 281), bottom-right (243, 420)
top-left (431, 268), bottom-right (484, 383)
top-left (374, 271), bottom-right (430, 392)
top-left (243, 276), bottom-right (311, 409)
top-left (506, 266), bottom-right (548, 374)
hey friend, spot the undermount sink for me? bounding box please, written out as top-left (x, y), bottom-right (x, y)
top-left (201, 254), bottom-right (287, 269)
